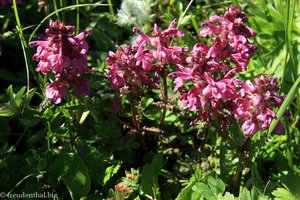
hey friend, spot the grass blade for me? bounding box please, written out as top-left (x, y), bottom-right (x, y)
top-left (29, 3), bottom-right (111, 41)
top-left (268, 75), bottom-right (300, 134)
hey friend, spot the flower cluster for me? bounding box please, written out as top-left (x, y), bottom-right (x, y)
top-left (114, 182), bottom-right (132, 198)
top-left (199, 5), bottom-right (256, 72)
top-left (29, 20), bottom-right (92, 104)
top-left (106, 19), bottom-right (187, 97)
top-left (106, 5), bottom-right (284, 136)
top-left (167, 5), bottom-right (284, 136)
top-left (235, 75), bottom-right (284, 136)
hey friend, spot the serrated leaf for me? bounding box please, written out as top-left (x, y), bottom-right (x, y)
top-left (103, 161), bottom-right (121, 185)
top-left (62, 154), bottom-right (91, 200)
top-left (140, 154), bottom-right (163, 197)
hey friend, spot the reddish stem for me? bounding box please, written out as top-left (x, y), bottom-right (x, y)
top-left (130, 97), bottom-right (139, 131)
top-left (159, 69), bottom-right (168, 128)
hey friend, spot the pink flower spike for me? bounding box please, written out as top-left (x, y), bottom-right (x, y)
top-left (30, 20), bottom-right (93, 103)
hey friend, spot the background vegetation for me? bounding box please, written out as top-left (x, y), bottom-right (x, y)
top-left (0, 0), bottom-right (299, 199)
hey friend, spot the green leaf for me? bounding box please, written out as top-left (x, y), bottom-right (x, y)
top-left (221, 192), bottom-right (235, 200)
top-left (145, 98), bottom-right (154, 107)
top-left (192, 182), bottom-right (216, 200)
top-left (272, 188), bottom-right (295, 200)
top-left (7, 85), bottom-right (17, 109)
top-left (239, 188), bottom-right (251, 200)
top-left (269, 75), bottom-right (300, 134)
top-left (103, 161), bottom-right (122, 185)
top-left (180, 15), bottom-right (192, 25)
top-left (62, 154), bottom-right (91, 200)
top-left (79, 110), bottom-right (90, 124)
top-left (26, 128), bottom-right (47, 144)
top-left (24, 88), bottom-right (37, 104)
top-left (175, 169), bottom-right (202, 200)
top-left (279, 172), bottom-right (300, 198)
top-left (0, 103), bottom-right (17, 117)
top-left (194, 168), bottom-right (202, 181)
top-left (207, 176), bottom-right (225, 196)
top-left (140, 154), bottom-right (163, 197)
top-left (19, 116), bottom-right (41, 127)
top-left (15, 86), bottom-right (26, 107)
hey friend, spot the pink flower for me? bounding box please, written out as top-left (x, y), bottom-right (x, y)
top-left (106, 45), bottom-right (158, 95)
top-left (242, 117), bottom-right (259, 136)
top-left (199, 5), bottom-right (256, 71)
top-left (235, 75), bottom-right (284, 136)
top-left (168, 6), bottom-right (284, 136)
top-left (30, 20), bottom-right (92, 103)
top-left (178, 88), bottom-right (202, 112)
top-left (202, 75), bottom-right (238, 100)
top-left (168, 64), bottom-right (193, 91)
top-left (46, 81), bottom-right (67, 104)
top-left (133, 19), bottom-right (188, 65)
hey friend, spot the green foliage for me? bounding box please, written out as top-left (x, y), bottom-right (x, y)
top-left (140, 154), bottom-right (163, 198)
top-left (61, 153), bottom-right (91, 200)
top-left (103, 161), bottom-right (122, 186)
top-left (0, 0), bottom-right (300, 199)
top-left (176, 169), bottom-right (270, 200)
top-left (272, 188), bottom-right (295, 200)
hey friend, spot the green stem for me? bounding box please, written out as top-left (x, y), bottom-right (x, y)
top-left (13, 0), bottom-right (32, 98)
top-left (52, 0), bottom-right (60, 20)
top-left (76, 0), bottom-right (80, 35)
top-left (29, 3), bottom-right (111, 41)
top-left (231, 137), bottom-right (250, 192)
top-left (13, 1), bottom-right (26, 48)
top-left (107, 0), bottom-right (115, 20)
top-left (177, 0), bottom-right (194, 28)
top-left (7, 173), bottom-right (37, 195)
